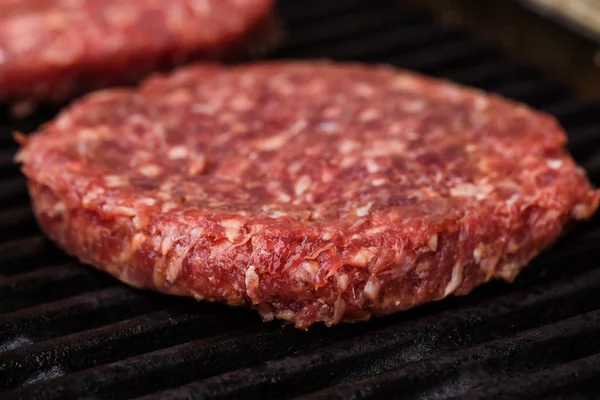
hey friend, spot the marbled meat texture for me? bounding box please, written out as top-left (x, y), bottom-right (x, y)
top-left (17, 62), bottom-right (600, 328)
top-left (0, 0), bottom-right (274, 106)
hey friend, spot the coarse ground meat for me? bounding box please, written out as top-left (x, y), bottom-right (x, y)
top-left (16, 61), bottom-right (600, 329)
top-left (0, 0), bottom-right (275, 113)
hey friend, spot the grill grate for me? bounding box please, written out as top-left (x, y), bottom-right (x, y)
top-left (2, 0), bottom-right (600, 398)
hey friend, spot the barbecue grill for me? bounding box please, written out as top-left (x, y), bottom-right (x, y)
top-left (2, 0), bottom-right (600, 398)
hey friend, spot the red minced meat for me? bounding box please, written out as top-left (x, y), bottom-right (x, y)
top-left (16, 61), bottom-right (600, 328)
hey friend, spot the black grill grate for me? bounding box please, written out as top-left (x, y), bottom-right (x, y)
top-left (2, 0), bottom-right (600, 398)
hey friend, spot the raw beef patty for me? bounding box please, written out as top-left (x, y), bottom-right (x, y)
top-left (0, 0), bottom-right (275, 108)
top-left (16, 62), bottom-right (600, 328)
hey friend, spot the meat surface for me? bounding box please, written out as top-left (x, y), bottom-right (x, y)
top-left (16, 62), bottom-right (600, 328)
top-left (0, 0), bottom-right (275, 110)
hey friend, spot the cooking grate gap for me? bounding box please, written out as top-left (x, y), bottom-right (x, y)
top-left (568, 125), bottom-right (600, 160)
top-left (0, 206), bottom-right (36, 240)
top-left (276, 23), bottom-right (466, 61)
top-left (0, 287), bottom-right (169, 354)
top-left (0, 263), bottom-right (114, 314)
top-left (456, 352), bottom-right (600, 400)
top-left (278, 0), bottom-right (398, 25)
top-left (280, 7), bottom-right (433, 52)
top-left (0, 236), bottom-right (66, 275)
top-left (442, 61), bottom-right (534, 87)
top-left (0, 146), bottom-right (17, 174)
top-left (0, 176), bottom-right (27, 208)
top-left (543, 99), bottom-right (600, 127)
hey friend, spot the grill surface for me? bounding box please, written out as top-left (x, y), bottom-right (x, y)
top-left (2, 1), bottom-right (600, 399)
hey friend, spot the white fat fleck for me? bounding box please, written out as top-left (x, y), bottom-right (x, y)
top-left (255, 133), bottom-right (292, 151)
top-left (191, 0), bottom-right (210, 13)
top-left (359, 108), bottom-right (380, 122)
top-left (339, 139), bottom-right (359, 154)
top-left (322, 230), bottom-right (334, 240)
top-left (103, 205), bottom-right (136, 217)
top-left (301, 261), bottom-right (318, 278)
top-left (161, 235), bottom-right (174, 256)
top-left (444, 262), bottom-right (463, 296)
top-left (506, 194), bottom-right (521, 207)
top-left (407, 131), bottom-right (420, 140)
top-left (450, 183), bottom-right (492, 201)
top-left (288, 119), bottom-right (307, 134)
top-left (404, 101), bottom-right (425, 113)
top-left (349, 249), bottom-right (375, 267)
top-left (230, 94), bottom-right (254, 112)
top-left (391, 75), bottom-right (421, 92)
top-left (131, 233), bottom-right (146, 252)
top-left (78, 128), bottom-right (100, 140)
top-left (355, 83), bottom-right (374, 97)
top-left (365, 159), bottom-right (380, 174)
top-left (389, 123), bottom-right (402, 135)
top-left (474, 97), bottom-right (489, 111)
top-left (473, 243), bottom-right (486, 263)
top-left (365, 140), bottom-right (406, 157)
top-left (340, 156), bottom-right (356, 168)
top-left (428, 234), bottom-right (438, 252)
top-left (104, 175), bottom-right (128, 188)
top-left (162, 202), bottom-right (178, 212)
top-left (277, 192), bottom-right (292, 203)
top-left (139, 164), bottom-right (161, 178)
top-left (546, 159), bottom-right (563, 170)
top-left (192, 103), bottom-right (217, 115)
top-left (337, 274), bottom-right (349, 291)
top-left (268, 210), bottom-right (287, 218)
top-left (137, 198), bottom-right (157, 207)
top-left (573, 203), bottom-right (592, 219)
top-left (356, 202), bottom-right (374, 218)
top-left (188, 155), bottom-right (207, 176)
top-left (245, 265), bottom-right (259, 292)
top-left (321, 169), bottom-right (334, 183)
top-left (52, 201), bottom-right (67, 215)
top-left (287, 160), bottom-right (303, 175)
top-left (220, 219), bottom-right (242, 242)
top-left (371, 178), bottom-right (387, 187)
top-left (168, 146), bottom-right (188, 160)
top-left (364, 226), bottom-right (387, 237)
top-left (497, 262), bottom-right (519, 281)
top-left (165, 260), bottom-right (184, 284)
top-left (319, 121), bottom-right (338, 133)
top-left (294, 175), bottom-right (312, 196)
top-left (507, 239), bottom-right (519, 254)
top-left (364, 278), bottom-right (380, 300)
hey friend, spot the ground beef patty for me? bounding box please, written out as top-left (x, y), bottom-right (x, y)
top-left (16, 62), bottom-right (600, 328)
top-left (0, 0), bottom-right (275, 109)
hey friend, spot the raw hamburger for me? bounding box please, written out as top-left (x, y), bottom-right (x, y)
top-left (0, 0), bottom-right (275, 109)
top-left (16, 62), bottom-right (599, 329)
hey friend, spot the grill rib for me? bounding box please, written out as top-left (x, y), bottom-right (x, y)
top-left (139, 268), bottom-right (600, 400)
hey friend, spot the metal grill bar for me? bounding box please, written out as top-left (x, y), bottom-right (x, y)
top-left (139, 268), bottom-right (600, 399)
top-left (4, 325), bottom-right (361, 400)
top-left (0, 287), bottom-right (161, 354)
top-left (0, 263), bottom-right (111, 314)
top-left (0, 308), bottom-right (260, 392)
top-left (456, 353), bottom-right (600, 400)
top-left (302, 310), bottom-right (600, 400)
